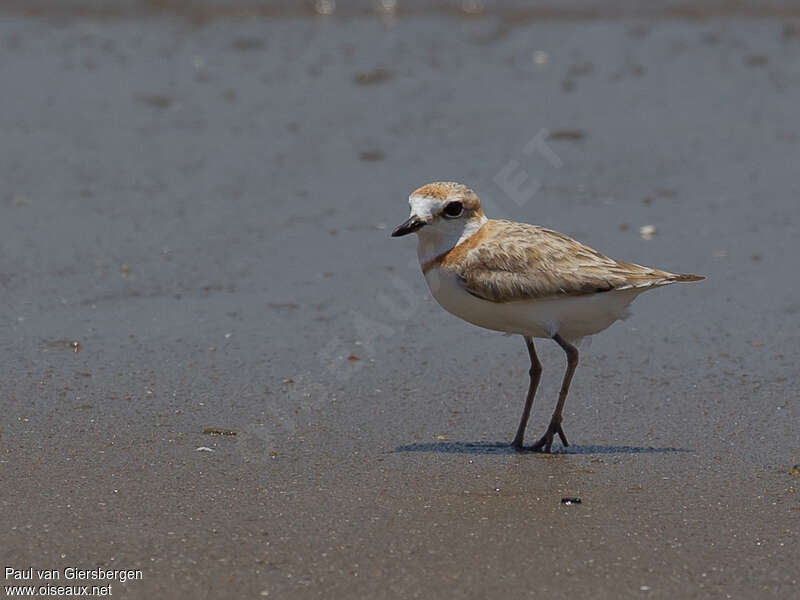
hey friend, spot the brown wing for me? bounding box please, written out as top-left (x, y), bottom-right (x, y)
top-left (449, 221), bottom-right (702, 303)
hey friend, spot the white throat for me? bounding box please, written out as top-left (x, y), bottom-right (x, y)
top-left (416, 215), bottom-right (487, 265)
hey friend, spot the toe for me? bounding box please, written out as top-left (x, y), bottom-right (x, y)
top-left (556, 426), bottom-right (569, 447)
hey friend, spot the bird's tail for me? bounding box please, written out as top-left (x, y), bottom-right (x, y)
top-left (671, 273), bottom-right (705, 283)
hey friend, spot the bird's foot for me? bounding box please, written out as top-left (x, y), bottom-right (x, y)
top-left (526, 422), bottom-right (569, 453)
top-left (510, 438), bottom-right (526, 452)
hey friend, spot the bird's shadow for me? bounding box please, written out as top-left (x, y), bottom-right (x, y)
top-left (393, 441), bottom-right (691, 455)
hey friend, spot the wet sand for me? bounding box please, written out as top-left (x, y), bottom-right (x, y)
top-left (1, 3), bottom-right (798, 598)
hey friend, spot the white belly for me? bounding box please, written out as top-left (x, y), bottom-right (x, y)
top-left (424, 267), bottom-right (646, 340)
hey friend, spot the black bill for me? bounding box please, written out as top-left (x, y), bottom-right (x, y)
top-left (391, 215), bottom-right (425, 237)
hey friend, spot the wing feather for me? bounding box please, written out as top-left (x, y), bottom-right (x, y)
top-left (449, 221), bottom-right (694, 303)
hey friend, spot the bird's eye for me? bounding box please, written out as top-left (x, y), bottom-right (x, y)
top-left (443, 201), bottom-right (463, 218)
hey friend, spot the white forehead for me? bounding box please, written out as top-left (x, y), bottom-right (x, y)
top-left (408, 194), bottom-right (445, 218)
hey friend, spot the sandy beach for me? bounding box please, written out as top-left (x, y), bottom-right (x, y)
top-left (1, 2), bottom-right (798, 598)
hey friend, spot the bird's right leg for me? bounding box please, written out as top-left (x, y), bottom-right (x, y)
top-left (511, 336), bottom-right (542, 450)
top-left (528, 333), bottom-right (578, 453)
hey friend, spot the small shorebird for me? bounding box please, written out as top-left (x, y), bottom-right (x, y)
top-left (391, 182), bottom-right (704, 452)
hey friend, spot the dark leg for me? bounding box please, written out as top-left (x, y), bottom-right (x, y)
top-left (510, 336), bottom-right (542, 450)
top-left (529, 333), bottom-right (579, 453)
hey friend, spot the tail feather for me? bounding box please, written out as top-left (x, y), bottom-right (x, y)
top-left (671, 273), bottom-right (705, 283)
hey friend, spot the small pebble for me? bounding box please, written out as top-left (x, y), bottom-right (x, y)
top-left (203, 427), bottom-right (237, 436)
top-left (561, 497), bottom-right (582, 505)
top-left (639, 225), bottom-right (656, 240)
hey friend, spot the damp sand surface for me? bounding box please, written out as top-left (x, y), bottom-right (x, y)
top-left (1, 3), bottom-right (798, 598)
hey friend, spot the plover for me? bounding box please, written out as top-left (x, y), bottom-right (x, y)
top-left (391, 181), bottom-right (704, 452)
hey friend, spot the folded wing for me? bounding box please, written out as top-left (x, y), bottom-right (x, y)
top-left (451, 221), bottom-right (703, 303)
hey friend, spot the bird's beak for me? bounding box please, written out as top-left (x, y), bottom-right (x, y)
top-left (391, 215), bottom-right (425, 237)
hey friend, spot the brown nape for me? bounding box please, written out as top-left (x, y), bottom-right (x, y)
top-left (421, 217), bottom-right (490, 275)
top-left (439, 221), bottom-right (492, 269)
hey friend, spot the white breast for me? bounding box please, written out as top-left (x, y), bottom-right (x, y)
top-left (424, 266), bottom-right (646, 341)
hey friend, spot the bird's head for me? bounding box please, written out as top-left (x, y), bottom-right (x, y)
top-left (391, 182), bottom-right (486, 249)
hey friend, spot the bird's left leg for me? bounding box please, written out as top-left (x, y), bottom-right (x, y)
top-left (528, 333), bottom-right (578, 453)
